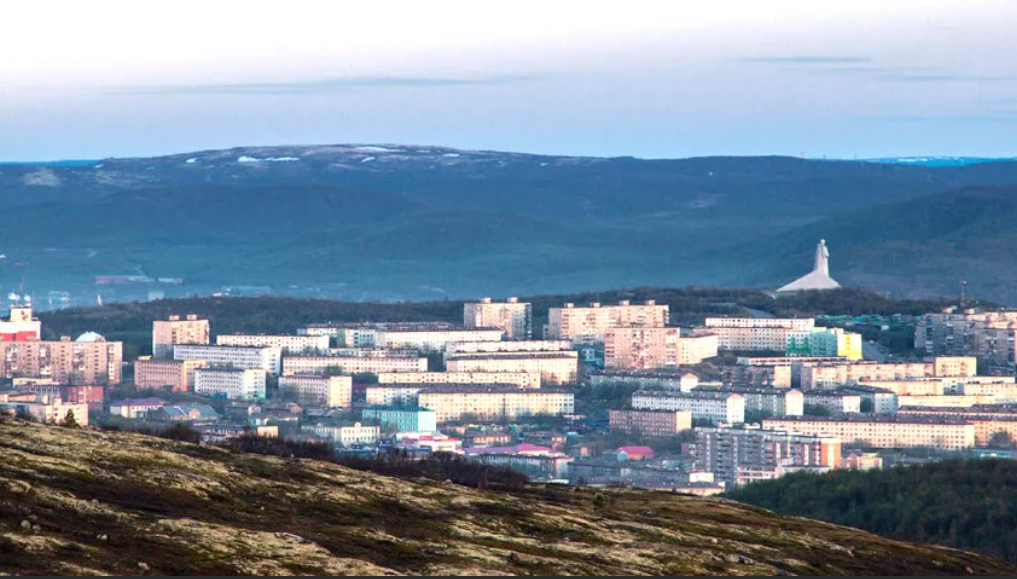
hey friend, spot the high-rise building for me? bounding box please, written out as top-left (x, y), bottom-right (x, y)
top-left (0, 334), bottom-right (122, 385)
top-left (153, 315), bottom-right (210, 359)
top-left (694, 425), bottom-right (841, 486)
top-left (0, 306), bottom-right (41, 342)
top-left (916, 308), bottom-right (1017, 371)
top-left (545, 300), bottom-right (669, 344)
top-left (464, 297), bottom-right (533, 340)
top-left (608, 409), bottom-right (693, 437)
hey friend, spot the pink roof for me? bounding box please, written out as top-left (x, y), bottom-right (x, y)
top-left (617, 446), bottom-right (654, 457)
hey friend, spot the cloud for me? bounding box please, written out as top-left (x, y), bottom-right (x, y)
top-left (740, 56), bottom-right (874, 65)
top-left (105, 74), bottom-right (547, 95)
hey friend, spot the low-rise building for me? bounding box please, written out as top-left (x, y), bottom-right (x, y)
top-left (0, 393), bottom-right (89, 426)
top-left (417, 386), bottom-right (575, 423)
top-left (149, 403), bottom-right (219, 423)
top-left (362, 406), bottom-right (437, 433)
top-left (11, 382), bottom-right (105, 410)
top-left (465, 444), bottom-right (572, 480)
top-left (134, 357), bottom-right (208, 393)
top-left (608, 409), bottom-right (692, 437)
top-left (376, 371), bottom-right (541, 389)
top-left (278, 374), bottom-right (352, 408)
top-left (308, 422), bottom-right (381, 447)
top-left (216, 333), bottom-right (330, 354)
top-left (630, 390), bottom-right (745, 424)
top-left (109, 397), bottom-right (167, 419)
top-left (589, 371), bottom-right (692, 391)
top-left (445, 351), bottom-right (580, 385)
top-left (194, 368), bottom-right (268, 401)
top-left (174, 344), bottom-right (282, 375)
top-left (762, 415), bottom-right (976, 450)
top-left (895, 394), bottom-right (999, 409)
top-left (604, 327), bottom-right (718, 370)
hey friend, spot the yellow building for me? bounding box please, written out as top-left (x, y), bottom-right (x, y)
top-left (763, 415), bottom-right (975, 450)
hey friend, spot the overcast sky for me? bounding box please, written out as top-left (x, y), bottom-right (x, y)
top-left (2, 0), bottom-right (1016, 161)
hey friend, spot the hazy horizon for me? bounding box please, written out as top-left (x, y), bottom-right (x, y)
top-left (3, 1), bottom-right (1016, 162)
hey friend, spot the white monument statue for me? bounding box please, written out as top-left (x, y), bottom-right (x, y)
top-left (775, 239), bottom-right (841, 295)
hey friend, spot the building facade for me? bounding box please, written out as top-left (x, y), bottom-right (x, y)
top-left (604, 327), bottom-right (718, 370)
top-left (278, 374), bottom-right (353, 408)
top-left (194, 368), bottom-right (268, 400)
top-left (216, 334), bottom-right (330, 354)
top-left (282, 355), bottom-right (428, 375)
top-left (0, 336), bottom-right (123, 385)
top-left (916, 308), bottom-right (1017, 371)
top-left (545, 300), bottom-right (669, 344)
top-left (376, 371), bottom-right (542, 390)
top-left (704, 317), bottom-right (815, 351)
top-left (630, 390), bottom-right (745, 424)
top-left (463, 297), bottom-right (533, 340)
top-left (608, 409), bottom-right (693, 437)
top-left (0, 306), bottom-right (41, 342)
top-left (134, 357), bottom-right (208, 393)
top-left (694, 425), bottom-right (841, 486)
top-left (417, 386), bottom-right (575, 423)
top-left (173, 344), bottom-right (282, 375)
top-left (445, 351), bottom-right (580, 386)
top-left (152, 315), bottom-right (210, 359)
top-left (762, 415), bottom-right (976, 450)
top-left (362, 406), bottom-right (438, 433)
top-left (786, 327), bottom-right (863, 361)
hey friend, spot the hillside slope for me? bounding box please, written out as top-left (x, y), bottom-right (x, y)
top-left (1, 419), bottom-right (1011, 576)
top-left (3, 145), bottom-right (1017, 302)
top-left (740, 186), bottom-right (1017, 302)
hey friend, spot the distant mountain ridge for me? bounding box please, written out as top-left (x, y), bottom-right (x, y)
top-left (1, 144), bottom-right (1017, 303)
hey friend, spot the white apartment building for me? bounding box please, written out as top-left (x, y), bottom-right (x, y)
top-left (603, 327), bottom-right (718, 370)
top-left (445, 351), bottom-right (580, 385)
top-left (364, 384), bottom-right (427, 407)
top-left (803, 390), bottom-right (863, 414)
top-left (417, 386), bottom-right (575, 423)
top-left (631, 390), bottom-right (745, 424)
top-left (763, 415), bottom-right (976, 450)
top-left (282, 355), bottom-right (428, 376)
top-left (704, 317), bottom-right (816, 351)
top-left (278, 374), bottom-right (353, 408)
top-left (464, 297), bottom-right (533, 340)
top-left (216, 334), bottom-right (330, 354)
top-left (376, 371), bottom-right (542, 390)
top-left (194, 368), bottom-right (267, 401)
top-left (377, 326), bottom-right (505, 353)
top-left (309, 423), bottom-right (381, 447)
top-left (545, 300), bottom-right (669, 344)
top-left (173, 344), bottom-right (282, 375)
top-left (444, 340), bottom-right (573, 356)
top-left (695, 386), bottom-right (804, 418)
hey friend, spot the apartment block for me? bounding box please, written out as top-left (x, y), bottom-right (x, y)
top-left (704, 317), bottom-right (815, 351)
top-left (787, 327), bottom-right (863, 361)
top-left (134, 357), bottom-right (208, 393)
top-left (723, 364), bottom-right (793, 389)
top-left (362, 406), bottom-right (438, 433)
top-left (630, 390), bottom-right (745, 424)
top-left (895, 394), bottom-right (999, 409)
top-left (376, 371), bottom-right (542, 390)
top-left (696, 386), bottom-right (804, 418)
top-left (604, 327), bottom-right (718, 370)
top-left (589, 371), bottom-right (699, 392)
top-left (417, 386), bottom-right (575, 423)
top-left (445, 351), bottom-right (580, 386)
top-left (799, 359), bottom-right (966, 390)
top-left (152, 315), bottom-right (210, 359)
top-left (216, 333), bottom-right (330, 354)
top-left (545, 300), bottom-right (669, 344)
top-left (608, 409), bottom-right (693, 437)
top-left (694, 425), bottom-right (841, 486)
top-left (174, 344), bottom-right (281, 375)
top-left (363, 384), bottom-right (428, 407)
top-left (899, 405), bottom-right (1017, 446)
top-left (855, 379), bottom-right (945, 396)
top-left (803, 390), bottom-right (862, 414)
top-left (282, 355), bottom-right (428, 376)
top-left (0, 306), bottom-right (41, 342)
top-left (11, 382), bottom-right (105, 410)
top-left (762, 415), bottom-right (976, 450)
top-left (445, 340), bottom-right (572, 356)
top-left (278, 374), bottom-right (353, 408)
top-left (464, 297), bottom-right (533, 340)
top-left (916, 308), bottom-right (1017, 370)
top-left (194, 368), bottom-right (268, 401)
top-left (0, 336), bottom-right (123, 385)
top-left (110, 398), bottom-right (167, 419)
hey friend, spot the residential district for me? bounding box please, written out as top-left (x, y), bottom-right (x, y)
top-left (7, 277), bottom-right (1017, 494)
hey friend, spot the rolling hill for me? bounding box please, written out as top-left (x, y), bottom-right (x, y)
top-left (2, 145), bottom-right (1017, 303)
top-left (0, 418), bottom-right (1012, 576)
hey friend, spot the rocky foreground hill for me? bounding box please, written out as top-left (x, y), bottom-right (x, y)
top-left (0, 419), bottom-right (1012, 576)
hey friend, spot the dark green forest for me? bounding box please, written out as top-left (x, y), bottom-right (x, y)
top-left (726, 459), bottom-right (1017, 563)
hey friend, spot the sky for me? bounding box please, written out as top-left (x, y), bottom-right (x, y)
top-left (2, 0), bottom-right (1016, 161)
